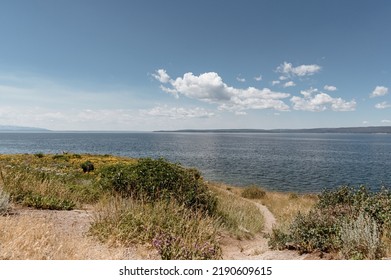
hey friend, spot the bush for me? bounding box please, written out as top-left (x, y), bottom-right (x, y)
top-left (241, 186), bottom-right (266, 199)
top-left (99, 158), bottom-right (217, 214)
top-left (34, 153), bottom-right (44, 158)
top-left (269, 186), bottom-right (391, 258)
top-left (340, 212), bottom-right (383, 259)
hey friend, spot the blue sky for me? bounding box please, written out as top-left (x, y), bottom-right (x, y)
top-left (0, 0), bottom-right (390, 131)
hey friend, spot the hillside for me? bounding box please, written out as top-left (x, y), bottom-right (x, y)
top-left (155, 126), bottom-right (391, 134)
top-left (0, 125), bottom-right (50, 132)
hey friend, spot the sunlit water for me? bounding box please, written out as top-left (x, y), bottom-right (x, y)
top-left (1, 132), bottom-right (390, 193)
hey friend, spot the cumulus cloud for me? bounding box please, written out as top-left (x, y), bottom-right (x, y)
top-left (277, 62), bottom-right (321, 77)
top-left (324, 85), bottom-right (337, 91)
top-left (375, 101), bottom-right (391, 109)
top-left (291, 88), bottom-right (356, 112)
top-left (370, 86), bottom-right (389, 98)
top-left (283, 81), bottom-right (296, 88)
top-left (153, 69), bottom-right (291, 113)
top-left (140, 106), bottom-right (215, 119)
top-left (381, 119), bottom-right (391, 123)
top-left (152, 69), bottom-right (171, 83)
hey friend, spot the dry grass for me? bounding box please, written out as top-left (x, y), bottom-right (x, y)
top-left (90, 196), bottom-right (221, 259)
top-left (259, 191), bottom-right (318, 229)
top-left (208, 183), bottom-right (265, 239)
top-left (0, 213), bottom-right (129, 260)
top-left (0, 188), bottom-right (10, 214)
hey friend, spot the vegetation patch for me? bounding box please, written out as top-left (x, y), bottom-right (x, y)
top-left (269, 186), bottom-right (391, 259)
top-left (209, 183), bottom-right (264, 239)
top-left (98, 158), bottom-right (217, 214)
top-left (90, 197), bottom-right (221, 260)
top-left (241, 186), bottom-right (266, 199)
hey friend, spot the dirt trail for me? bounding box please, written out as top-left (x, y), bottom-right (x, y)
top-left (220, 193), bottom-right (307, 260)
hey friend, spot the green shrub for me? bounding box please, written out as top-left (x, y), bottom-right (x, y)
top-left (241, 186), bottom-right (266, 199)
top-left (340, 212), bottom-right (383, 259)
top-left (98, 158), bottom-right (217, 214)
top-left (269, 186), bottom-right (391, 258)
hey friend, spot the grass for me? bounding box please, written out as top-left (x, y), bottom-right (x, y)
top-left (0, 188), bottom-right (10, 214)
top-left (90, 196), bottom-right (221, 260)
top-left (1, 153), bottom-right (390, 260)
top-left (209, 183), bottom-right (265, 239)
top-left (0, 153), bottom-right (263, 260)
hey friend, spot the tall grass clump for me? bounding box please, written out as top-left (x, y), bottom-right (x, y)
top-left (0, 188), bottom-right (10, 214)
top-left (269, 186), bottom-right (391, 259)
top-left (98, 158), bottom-right (217, 214)
top-left (90, 197), bottom-right (221, 260)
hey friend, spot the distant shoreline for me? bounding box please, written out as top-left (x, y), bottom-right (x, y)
top-left (154, 126), bottom-right (391, 134)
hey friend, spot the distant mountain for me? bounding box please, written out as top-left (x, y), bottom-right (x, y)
top-left (155, 126), bottom-right (391, 134)
top-left (0, 125), bottom-right (50, 132)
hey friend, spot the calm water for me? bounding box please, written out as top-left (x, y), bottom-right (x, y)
top-left (0, 132), bottom-right (390, 193)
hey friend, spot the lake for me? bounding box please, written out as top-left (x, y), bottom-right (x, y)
top-left (0, 132), bottom-right (390, 193)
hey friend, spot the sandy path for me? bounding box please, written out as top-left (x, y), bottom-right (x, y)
top-left (220, 193), bottom-right (307, 260)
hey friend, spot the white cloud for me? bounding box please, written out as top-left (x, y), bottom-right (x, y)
top-left (283, 81), bottom-right (296, 88)
top-left (155, 70), bottom-right (291, 113)
top-left (381, 119), bottom-right (391, 123)
top-left (152, 69), bottom-right (171, 83)
top-left (375, 101), bottom-right (391, 109)
top-left (291, 88), bottom-right (356, 112)
top-left (370, 86), bottom-right (389, 98)
top-left (363, 121), bottom-right (369, 125)
top-left (236, 76), bottom-right (246, 82)
top-left (254, 75), bottom-right (262, 81)
top-left (140, 106), bottom-right (215, 119)
top-left (324, 85), bottom-right (337, 91)
top-left (271, 80), bottom-right (280, 86)
top-left (277, 62), bottom-right (321, 77)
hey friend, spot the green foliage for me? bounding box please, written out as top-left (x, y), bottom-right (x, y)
top-left (241, 186), bottom-right (266, 199)
top-left (21, 193), bottom-right (76, 210)
top-left (340, 212), bottom-right (383, 259)
top-left (269, 185), bottom-right (391, 259)
top-left (99, 158), bottom-right (217, 214)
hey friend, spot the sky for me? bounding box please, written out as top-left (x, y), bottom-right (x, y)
top-left (0, 0), bottom-right (390, 131)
